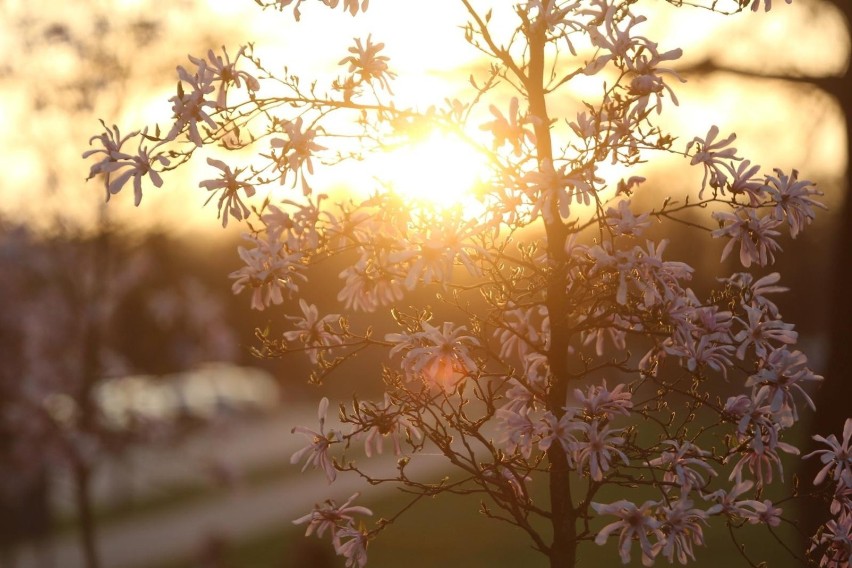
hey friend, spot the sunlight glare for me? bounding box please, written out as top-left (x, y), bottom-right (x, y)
top-left (375, 132), bottom-right (488, 211)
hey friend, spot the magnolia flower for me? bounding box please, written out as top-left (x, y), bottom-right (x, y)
top-left (168, 65), bottom-right (218, 146)
top-left (712, 208), bottom-right (783, 268)
top-left (724, 159), bottom-right (765, 205)
top-left (749, 499), bottom-right (783, 527)
top-left (271, 117), bottom-right (327, 195)
top-left (729, 437), bottom-right (799, 489)
top-left (199, 158), bottom-right (256, 227)
top-left (290, 397), bottom-right (339, 483)
top-left (495, 305), bottom-right (550, 362)
top-left (605, 199), bottom-right (652, 236)
top-left (538, 410), bottom-right (582, 457)
top-left (357, 394), bottom-right (422, 458)
top-left (572, 380), bottom-right (633, 421)
top-left (283, 299), bottom-right (342, 363)
top-left (335, 526), bottom-right (369, 568)
top-left (705, 479), bottom-right (761, 520)
top-left (573, 420), bottom-right (629, 481)
top-left (804, 418), bottom-right (852, 486)
top-left (229, 233), bottom-right (307, 310)
top-left (810, 510), bottom-right (852, 567)
top-left (479, 97), bottom-right (536, 156)
top-left (647, 440), bottom-right (716, 493)
top-left (94, 136), bottom-right (169, 206)
top-left (732, 304), bottom-right (797, 360)
top-left (496, 407), bottom-right (539, 459)
top-left (687, 125), bottom-right (739, 194)
top-left (292, 492), bottom-right (372, 546)
top-left (187, 46), bottom-right (259, 108)
top-left (337, 258), bottom-right (405, 312)
top-left (339, 35), bottom-right (395, 92)
top-left (386, 322), bottom-right (480, 388)
top-left (592, 499), bottom-right (663, 566)
top-left (83, 121), bottom-right (139, 193)
top-left (764, 168), bottom-right (825, 238)
top-left (654, 498), bottom-right (709, 564)
top-left (721, 271), bottom-right (788, 318)
top-left (746, 348), bottom-right (822, 426)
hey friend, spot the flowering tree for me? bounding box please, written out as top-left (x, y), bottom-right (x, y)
top-left (84, 0), bottom-right (851, 566)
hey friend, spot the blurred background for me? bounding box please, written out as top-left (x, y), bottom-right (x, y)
top-left (0, 0), bottom-right (849, 567)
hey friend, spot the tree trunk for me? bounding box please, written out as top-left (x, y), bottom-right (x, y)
top-left (805, 1), bottom-right (852, 538)
top-left (523, 18), bottom-right (579, 568)
top-left (73, 464), bottom-right (100, 568)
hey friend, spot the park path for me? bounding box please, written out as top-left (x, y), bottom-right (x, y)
top-left (12, 405), bottom-right (450, 568)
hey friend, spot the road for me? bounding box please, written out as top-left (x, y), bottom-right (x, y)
top-left (11, 406), bottom-right (450, 568)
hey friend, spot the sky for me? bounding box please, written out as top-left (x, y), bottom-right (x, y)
top-left (0, 0), bottom-right (848, 236)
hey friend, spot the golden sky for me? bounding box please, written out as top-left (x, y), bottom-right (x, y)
top-left (0, 0), bottom-right (847, 235)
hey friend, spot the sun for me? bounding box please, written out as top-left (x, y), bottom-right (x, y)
top-left (374, 131), bottom-right (489, 210)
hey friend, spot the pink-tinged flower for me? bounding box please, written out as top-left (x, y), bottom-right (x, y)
top-left (720, 271), bottom-right (788, 318)
top-left (810, 510), bottom-right (851, 567)
top-left (386, 322), bottom-right (480, 388)
top-left (389, 216), bottom-right (482, 290)
top-left (494, 305), bottom-right (550, 362)
top-left (168, 65), bottom-right (218, 146)
top-left (764, 168), bottom-right (825, 238)
top-left (606, 199), bottom-right (652, 237)
top-left (732, 304), bottom-right (797, 361)
top-left (538, 410), bottom-right (582, 457)
top-left (229, 233), bottom-right (307, 310)
top-left (187, 46), bottom-right (259, 109)
top-left (745, 348), bottom-right (822, 426)
top-left (666, 333), bottom-right (735, 378)
top-left (830, 470), bottom-right (852, 515)
top-left (496, 407), bottom-right (540, 459)
top-left (712, 209), bottom-right (783, 268)
top-left (572, 380), bottom-right (633, 420)
top-left (339, 35), bottom-right (395, 92)
top-left (749, 499), bottom-right (783, 527)
top-left (804, 418), bottom-right (852, 486)
top-left (501, 377), bottom-right (541, 414)
top-left (573, 420), bottom-right (629, 481)
top-left (654, 498), bottom-right (709, 564)
top-left (705, 479), bottom-right (762, 520)
top-left (627, 48), bottom-right (684, 119)
top-left (337, 256), bottom-right (405, 312)
top-left (723, 394), bottom-right (774, 443)
top-left (687, 125), bottom-right (739, 194)
top-left (334, 526), bottom-right (370, 568)
top-left (83, 121), bottom-right (139, 193)
top-left (592, 499), bottom-right (663, 566)
top-left (357, 394), bottom-right (422, 458)
top-left (290, 397), bottom-right (338, 483)
top-left (271, 117), bottom-right (327, 195)
top-left (283, 299), bottom-right (342, 364)
top-left (647, 440), bottom-right (716, 493)
top-left (724, 159), bottom-right (766, 205)
top-left (479, 97), bottom-right (536, 156)
top-left (729, 437), bottom-right (799, 489)
top-left (199, 158), bottom-right (256, 227)
top-left (83, 122), bottom-right (166, 206)
top-left (581, 310), bottom-right (630, 358)
top-left (292, 492), bottom-right (372, 546)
